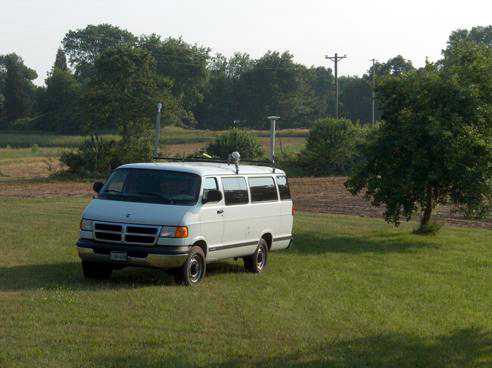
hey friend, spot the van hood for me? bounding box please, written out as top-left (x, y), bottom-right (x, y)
top-left (83, 198), bottom-right (193, 226)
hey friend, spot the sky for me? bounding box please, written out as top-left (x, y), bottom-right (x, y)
top-left (1, 0), bottom-right (491, 86)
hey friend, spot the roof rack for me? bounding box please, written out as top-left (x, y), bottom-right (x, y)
top-left (153, 155), bottom-right (275, 174)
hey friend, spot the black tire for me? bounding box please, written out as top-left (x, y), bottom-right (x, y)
top-left (174, 246), bottom-right (206, 286)
top-left (243, 238), bottom-right (268, 273)
top-left (82, 261), bottom-right (113, 279)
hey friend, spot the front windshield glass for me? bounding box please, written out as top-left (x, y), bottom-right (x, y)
top-left (98, 168), bottom-right (201, 206)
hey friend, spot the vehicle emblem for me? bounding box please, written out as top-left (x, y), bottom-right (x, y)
top-left (126, 213), bottom-right (131, 218)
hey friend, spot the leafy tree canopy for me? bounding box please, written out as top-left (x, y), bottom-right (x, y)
top-left (445, 25), bottom-right (492, 54)
top-left (62, 24), bottom-right (137, 80)
top-left (43, 67), bottom-right (81, 132)
top-left (346, 42), bottom-right (492, 228)
top-left (82, 46), bottom-right (181, 137)
top-left (138, 34), bottom-right (210, 112)
top-left (0, 53), bottom-right (37, 123)
top-left (235, 51), bottom-right (306, 128)
top-left (54, 48), bottom-right (68, 71)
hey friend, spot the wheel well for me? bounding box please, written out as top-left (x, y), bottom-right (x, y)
top-left (193, 240), bottom-right (207, 257)
top-left (262, 233), bottom-right (272, 250)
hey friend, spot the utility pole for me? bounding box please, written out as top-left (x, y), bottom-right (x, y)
top-left (371, 58), bottom-right (377, 127)
top-left (325, 53), bottom-right (347, 119)
top-left (154, 102), bottom-right (162, 157)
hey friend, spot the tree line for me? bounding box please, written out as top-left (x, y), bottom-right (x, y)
top-left (0, 23), bottom-right (417, 133)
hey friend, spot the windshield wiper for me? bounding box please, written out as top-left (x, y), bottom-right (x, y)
top-left (133, 192), bottom-right (173, 203)
top-left (134, 192), bottom-right (162, 198)
top-left (100, 190), bottom-right (129, 199)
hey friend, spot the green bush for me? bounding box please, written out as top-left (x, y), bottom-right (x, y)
top-left (60, 133), bottom-right (153, 177)
top-left (206, 129), bottom-right (264, 160)
top-left (292, 118), bottom-right (367, 176)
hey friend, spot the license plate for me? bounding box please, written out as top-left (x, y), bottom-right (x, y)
top-left (110, 251), bottom-right (128, 262)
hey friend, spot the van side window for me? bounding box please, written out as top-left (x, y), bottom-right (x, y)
top-left (203, 177), bottom-right (218, 194)
top-left (249, 177), bottom-right (278, 202)
top-left (276, 175), bottom-right (291, 200)
top-left (221, 177), bottom-right (249, 205)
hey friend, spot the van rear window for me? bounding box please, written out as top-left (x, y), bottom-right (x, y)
top-left (276, 175), bottom-right (291, 200)
top-left (249, 177), bottom-right (278, 202)
top-left (221, 177), bottom-right (249, 205)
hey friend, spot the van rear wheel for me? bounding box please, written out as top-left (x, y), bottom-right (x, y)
top-left (174, 246), bottom-right (206, 286)
top-left (82, 261), bottom-right (112, 279)
top-left (244, 239), bottom-right (268, 273)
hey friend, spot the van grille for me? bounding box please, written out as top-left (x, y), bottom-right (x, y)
top-left (93, 222), bottom-right (161, 246)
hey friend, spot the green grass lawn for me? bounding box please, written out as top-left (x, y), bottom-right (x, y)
top-left (1, 196), bottom-right (491, 367)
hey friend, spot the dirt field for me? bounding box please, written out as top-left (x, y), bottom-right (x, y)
top-left (1, 176), bottom-right (491, 229)
top-left (289, 177), bottom-right (492, 229)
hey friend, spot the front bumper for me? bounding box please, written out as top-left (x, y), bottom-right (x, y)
top-left (76, 238), bottom-right (189, 269)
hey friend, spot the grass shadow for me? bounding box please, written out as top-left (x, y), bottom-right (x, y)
top-left (88, 328), bottom-right (491, 367)
top-left (0, 262), bottom-right (175, 292)
top-left (206, 260), bottom-right (246, 277)
top-left (291, 232), bottom-right (438, 255)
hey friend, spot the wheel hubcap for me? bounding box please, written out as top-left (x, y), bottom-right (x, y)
top-left (189, 255), bottom-right (202, 283)
top-left (257, 247), bottom-right (265, 270)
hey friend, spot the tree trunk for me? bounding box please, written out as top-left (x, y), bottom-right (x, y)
top-left (421, 186), bottom-right (433, 226)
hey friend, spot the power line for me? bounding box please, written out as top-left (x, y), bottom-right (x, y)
top-left (325, 53), bottom-right (347, 119)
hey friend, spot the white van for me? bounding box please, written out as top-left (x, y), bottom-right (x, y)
top-left (77, 160), bottom-right (293, 286)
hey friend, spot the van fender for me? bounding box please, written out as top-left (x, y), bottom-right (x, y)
top-left (188, 235), bottom-right (208, 256)
top-left (258, 229), bottom-right (274, 250)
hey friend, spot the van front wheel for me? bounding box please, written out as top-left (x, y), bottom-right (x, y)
top-left (174, 246), bottom-right (206, 286)
top-left (244, 239), bottom-right (268, 273)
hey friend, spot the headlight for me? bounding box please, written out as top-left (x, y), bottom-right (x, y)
top-left (160, 226), bottom-right (188, 238)
top-left (80, 219), bottom-right (93, 231)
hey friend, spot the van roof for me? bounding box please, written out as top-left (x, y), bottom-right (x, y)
top-left (118, 162), bottom-right (286, 176)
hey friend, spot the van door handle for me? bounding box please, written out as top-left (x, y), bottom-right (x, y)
top-left (217, 209), bottom-right (224, 214)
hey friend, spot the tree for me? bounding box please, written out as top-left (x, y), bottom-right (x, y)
top-left (234, 51), bottom-right (306, 128)
top-left (304, 66), bottom-right (335, 119)
top-left (82, 46), bottom-right (180, 138)
top-left (40, 49), bottom-right (82, 132)
top-left (297, 118), bottom-right (366, 176)
top-left (353, 56), bottom-right (415, 123)
top-left (194, 53), bottom-right (254, 129)
top-left (369, 55), bottom-right (415, 78)
top-left (0, 53), bottom-right (37, 123)
top-left (339, 76), bottom-right (372, 122)
top-left (54, 48), bottom-right (68, 71)
top-left (444, 26), bottom-right (492, 56)
top-left (345, 46), bottom-right (492, 229)
top-left (138, 34), bottom-right (209, 125)
top-left (62, 24), bottom-right (136, 80)
top-left (43, 68), bottom-right (81, 132)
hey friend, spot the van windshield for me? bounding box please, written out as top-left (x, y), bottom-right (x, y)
top-left (98, 168), bottom-right (201, 206)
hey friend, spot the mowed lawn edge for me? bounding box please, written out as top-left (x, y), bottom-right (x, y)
top-left (1, 196), bottom-right (491, 368)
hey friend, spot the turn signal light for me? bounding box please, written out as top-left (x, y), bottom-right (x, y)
top-left (175, 226), bottom-right (188, 238)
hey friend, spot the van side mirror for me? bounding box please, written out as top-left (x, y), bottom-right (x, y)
top-left (93, 182), bottom-right (104, 193)
top-left (202, 189), bottom-right (222, 204)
